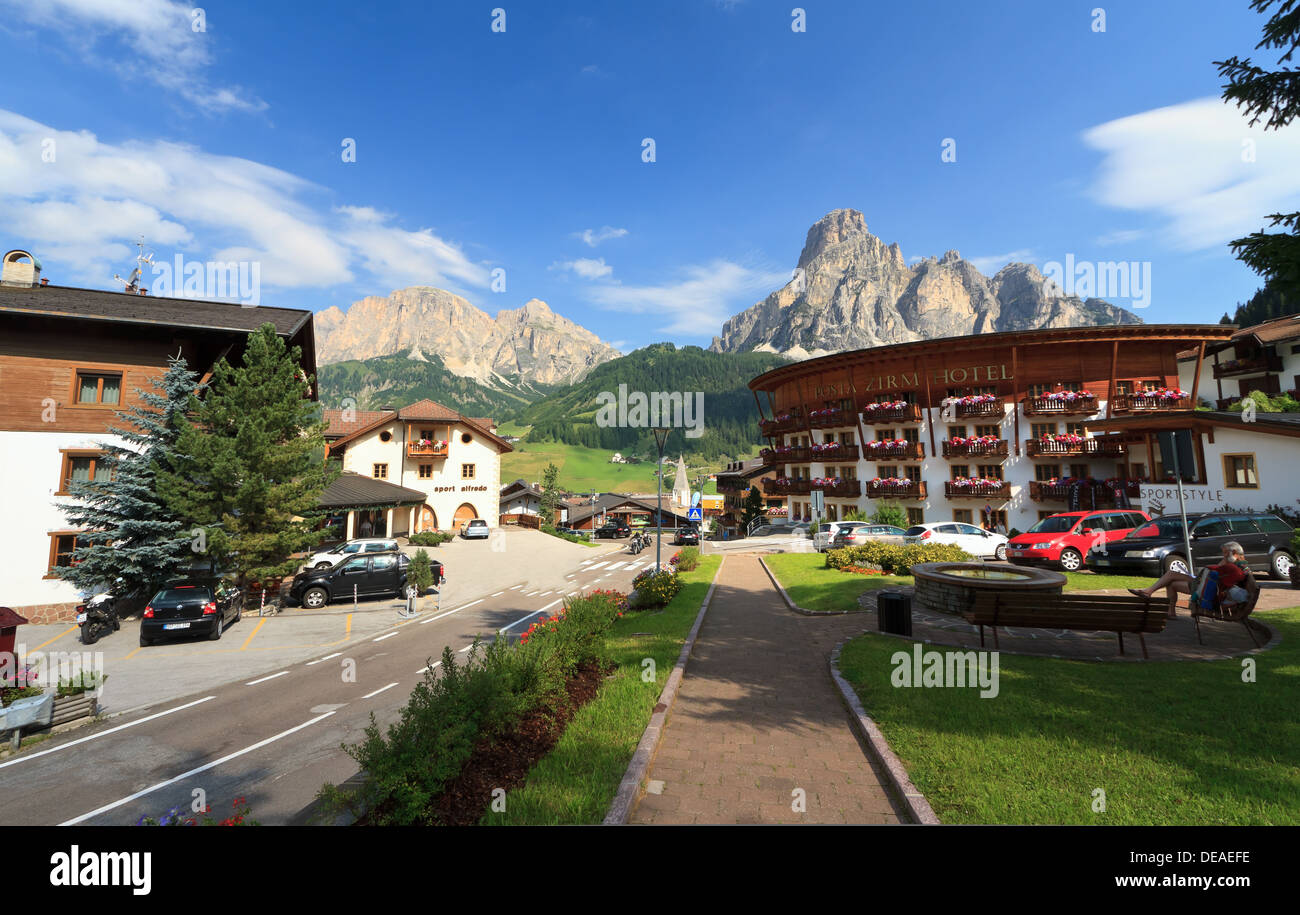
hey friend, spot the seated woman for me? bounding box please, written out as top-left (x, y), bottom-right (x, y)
top-left (1129, 541), bottom-right (1251, 619)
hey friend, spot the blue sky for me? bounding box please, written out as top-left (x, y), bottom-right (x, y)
top-left (2, 0), bottom-right (1296, 352)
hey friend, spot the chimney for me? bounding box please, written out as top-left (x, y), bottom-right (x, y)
top-left (39, 277), bottom-right (49, 286)
top-left (1, 250), bottom-right (42, 287)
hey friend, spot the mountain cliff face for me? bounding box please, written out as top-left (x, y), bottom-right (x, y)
top-left (710, 209), bottom-right (1141, 357)
top-left (314, 287), bottom-right (621, 387)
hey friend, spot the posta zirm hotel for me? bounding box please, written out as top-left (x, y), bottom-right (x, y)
top-left (746, 322), bottom-right (1300, 531)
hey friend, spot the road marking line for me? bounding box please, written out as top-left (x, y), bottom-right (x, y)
top-left (538, 591), bottom-right (552, 596)
top-left (587, 562), bottom-right (609, 570)
top-left (508, 585), bottom-right (522, 590)
top-left (416, 660), bottom-right (443, 674)
top-left (372, 632), bottom-right (398, 642)
top-left (239, 617), bottom-right (267, 651)
top-left (246, 671), bottom-right (289, 686)
top-left (418, 598), bottom-right (482, 624)
top-left (458, 644), bottom-right (474, 653)
top-left (307, 652), bottom-right (341, 665)
top-left (59, 711), bottom-right (337, 825)
top-left (362, 682), bottom-right (399, 699)
top-left (491, 591), bottom-right (504, 597)
top-left (606, 561), bottom-right (627, 571)
top-left (0, 696), bottom-right (216, 771)
top-left (499, 598), bottom-right (564, 634)
top-left (30, 625), bottom-right (78, 652)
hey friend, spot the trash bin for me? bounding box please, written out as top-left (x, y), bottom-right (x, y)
top-left (877, 590), bottom-right (912, 636)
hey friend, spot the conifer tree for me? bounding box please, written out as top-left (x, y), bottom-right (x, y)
top-left (55, 356), bottom-right (203, 597)
top-left (157, 324), bottom-right (338, 584)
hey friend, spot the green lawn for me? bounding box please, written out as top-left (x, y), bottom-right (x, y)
top-left (838, 609), bottom-right (1300, 824)
top-left (762, 552), bottom-right (1158, 614)
top-left (482, 555), bottom-right (723, 824)
top-left (501, 439), bottom-right (749, 495)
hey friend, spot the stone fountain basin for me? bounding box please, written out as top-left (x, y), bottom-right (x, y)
top-left (912, 562), bottom-right (1066, 616)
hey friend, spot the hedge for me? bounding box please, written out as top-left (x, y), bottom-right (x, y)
top-left (825, 541), bottom-right (971, 574)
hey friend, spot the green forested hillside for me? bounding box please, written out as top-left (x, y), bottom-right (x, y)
top-left (514, 343), bottom-right (788, 461)
top-left (317, 353), bottom-right (552, 416)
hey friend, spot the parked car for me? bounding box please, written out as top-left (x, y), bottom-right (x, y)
top-left (1006, 509), bottom-right (1151, 572)
top-left (904, 522), bottom-right (1009, 560)
top-left (306, 538), bottom-right (400, 570)
top-left (1086, 511), bottom-right (1297, 578)
top-left (832, 524), bottom-right (908, 550)
top-left (673, 525), bottom-right (701, 546)
top-left (748, 522), bottom-right (808, 538)
top-left (460, 518), bottom-right (490, 539)
top-left (815, 521), bottom-right (865, 551)
top-left (139, 578), bottom-right (244, 646)
top-left (289, 550), bottom-right (442, 609)
top-left (594, 520), bottom-right (632, 539)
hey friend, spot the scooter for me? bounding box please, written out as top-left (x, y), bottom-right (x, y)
top-left (76, 589), bottom-right (122, 645)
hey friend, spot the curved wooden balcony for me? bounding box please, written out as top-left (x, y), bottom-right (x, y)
top-left (811, 479), bottom-right (862, 498)
top-left (951, 399), bottom-right (1004, 418)
top-left (1022, 393), bottom-right (1098, 416)
top-left (944, 480), bottom-right (1011, 500)
top-left (1111, 393), bottom-right (1192, 412)
top-left (807, 408), bottom-right (853, 429)
top-left (861, 402), bottom-right (923, 424)
top-left (942, 439), bottom-right (1008, 458)
top-left (863, 441), bottom-right (925, 461)
top-left (866, 479), bottom-right (926, 500)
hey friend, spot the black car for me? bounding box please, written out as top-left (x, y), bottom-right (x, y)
top-left (140, 579), bottom-right (243, 646)
top-left (673, 526), bottom-right (700, 546)
top-left (594, 520), bottom-right (631, 539)
top-left (289, 550), bottom-right (443, 609)
top-left (1086, 511), bottom-right (1296, 579)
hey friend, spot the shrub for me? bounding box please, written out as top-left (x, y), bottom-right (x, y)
top-left (869, 504), bottom-right (908, 529)
top-left (825, 541), bottom-right (970, 574)
top-left (407, 549), bottom-right (435, 593)
top-left (408, 531), bottom-right (455, 547)
top-left (671, 546), bottom-right (700, 572)
top-left (541, 524), bottom-right (589, 545)
top-left (630, 569), bottom-right (683, 608)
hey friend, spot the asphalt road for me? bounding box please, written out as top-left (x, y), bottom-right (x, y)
top-left (0, 549), bottom-right (663, 826)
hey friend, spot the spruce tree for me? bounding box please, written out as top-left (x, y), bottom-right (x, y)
top-left (539, 462), bottom-right (562, 523)
top-left (157, 324), bottom-right (338, 584)
top-left (55, 356), bottom-right (203, 597)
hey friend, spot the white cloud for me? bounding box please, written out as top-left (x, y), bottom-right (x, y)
top-left (0, 110), bottom-right (490, 293)
top-left (1095, 229), bottom-right (1145, 246)
top-left (0, 0), bottom-right (266, 113)
top-left (584, 260), bottom-right (787, 335)
top-left (574, 226), bottom-right (628, 247)
top-left (552, 257), bottom-right (614, 280)
top-left (967, 249), bottom-right (1034, 274)
top-left (1083, 96), bottom-right (1300, 250)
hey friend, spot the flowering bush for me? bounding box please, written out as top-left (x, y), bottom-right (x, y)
top-left (946, 394), bottom-right (998, 405)
top-left (1039, 389), bottom-right (1093, 402)
top-left (1039, 433), bottom-right (1085, 444)
top-left (866, 438), bottom-right (908, 449)
top-left (842, 564), bottom-right (888, 576)
top-left (630, 569), bottom-right (683, 608)
top-left (136, 797), bottom-right (258, 826)
top-left (863, 400), bottom-right (908, 411)
top-left (826, 542), bottom-right (971, 573)
top-left (810, 441), bottom-right (844, 453)
top-left (1133, 387), bottom-right (1188, 401)
top-left (948, 476), bottom-right (1004, 488)
top-left (670, 547), bottom-right (700, 572)
top-left (869, 476), bottom-right (915, 488)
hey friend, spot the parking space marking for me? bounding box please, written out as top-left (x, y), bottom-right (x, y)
top-left (372, 632), bottom-right (398, 642)
top-left (30, 625), bottom-right (78, 652)
top-left (0, 696), bottom-right (216, 772)
top-left (246, 670), bottom-right (289, 686)
top-left (306, 652), bottom-right (341, 666)
top-left (239, 617), bottom-right (268, 651)
top-left (362, 682), bottom-right (399, 699)
top-left (59, 710), bottom-right (338, 825)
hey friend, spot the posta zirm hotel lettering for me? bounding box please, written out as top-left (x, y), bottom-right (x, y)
top-left (813, 363), bottom-right (1013, 398)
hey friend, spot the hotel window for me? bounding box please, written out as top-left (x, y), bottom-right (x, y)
top-left (1028, 383), bottom-right (1051, 399)
top-left (987, 509), bottom-right (1008, 529)
top-left (1115, 381), bottom-right (1134, 395)
top-left (420, 428), bottom-right (436, 442)
top-left (978, 464), bottom-right (1003, 481)
top-left (418, 464), bottom-right (433, 479)
top-left (903, 465), bottom-right (922, 483)
top-left (1031, 422), bottom-right (1057, 439)
top-left (1223, 454), bottom-right (1258, 489)
top-left (1069, 463), bottom-right (1089, 479)
top-left (1130, 462), bottom-right (1147, 480)
top-left (879, 464), bottom-right (898, 478)
top-left (876, 428), bottom-right (895, 441)
top-left (1036, 464), bottom-right (1062, 481)
top-left (462, 463), bottom-right (476, 480)
top-left (841, 466), bottom-right (856, 480)
top-left (58, 450), bottom-right (109, 494)
top-left (948, 425), bottom-right (968, 439)
top-left (1065, 422), bottom-right (1087, 436)
top-left (373, 463), bottom-right (388, 479)
top-left (951, 464), bottom-right (970, 480)
top-left (902, 428), bottom-right (920, 444)
top-left (73, 370), bottom-right (122, 405)
top-left (47, 532), bottom-right (92, 576)
top-left (839, 431), bottom-right (855, 445)
top-left (906, 507), bottom-right (924, 525)
top-left (974, 424), bottom-right (999, 438)
top-left (953, 509), bottom-right (973, 524)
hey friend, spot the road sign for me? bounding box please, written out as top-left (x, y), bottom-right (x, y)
top-left (688, 506), bottom-right (702, 522)
top-left (810, 491), bottom-right (824, 512)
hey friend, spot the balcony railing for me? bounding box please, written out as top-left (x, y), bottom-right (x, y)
top-left (1213, 353), bottom-right (1282, 378)
top-left (1029, 480), bottom-right (1142, 503)
top-left (1110, 392), bottom-right (1192, 413)
top-left (758, 415), bottom-right (803, 436)
top-left (950, 398), bottom-right (1004, 418)
top-left (811, 479), bottom-right (862, 498)
top-left (863, 441), bottom-right (924, 461)
top-left (809, 443), bottom-right (860, 462)
top-left (942, 439), bottom-right (1008, 458)
top-left (807, 408), bottom-right (853, 429)
top-left (861, 402), bottom-right (923, 424)
top-left (944, 479), bottom-right (1011, 500)
top-left (866, 479), bottom-right (927, 500)
top-left (1026, 437), bottom-right (1129, 458)
top-left (1022, 393), bottom-right (1098, 416)
top-left (765, 478), bottom-right (813, 495)
top-left (760, 445), bottom-right (812, 463)
top-left (407, 441), bottom-right (449, 458)
top-left (716, 476), bottom-right (749, 493)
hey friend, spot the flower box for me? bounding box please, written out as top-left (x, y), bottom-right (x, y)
top-left (1023, 391), bottom-right (1097, 416)
top-left (945, 395), bottom-right (1004, 418)
top-left (942, 437), bottom-right (1008, 457)
top-left (864, 439), bottom-right (923, 460)
top-left (862, 402), bottom-right (923, 424)
top-left (866, 478), bottom-right (926, 500)
top-left (944, 479), bottom-right (1011, 499)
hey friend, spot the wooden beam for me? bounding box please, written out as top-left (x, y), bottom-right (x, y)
top-left (1214, 351), bottom-right (1223, 400)
top-left (1106, 340), bottom-right (1119, 420)
top-left (1190, 340), bottom-right (1206, 407)
top-left (1011, 345), bottom-right (1021, 456)
top-left (922, 355), bottom-right (937, 457)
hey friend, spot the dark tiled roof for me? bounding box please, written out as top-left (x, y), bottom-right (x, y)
top-left (567, 494), bottom-right (692, 525)
top-left (322, 409), bottom-right (396, 439)
top-left (0, 283), bottom-right (311, 336)
top-left (398, 399), bottom-right (460, 421)
top-left (1234, 313), bottom-right (1300, 344)
top-left (318, 472), bottom-right (426, 508)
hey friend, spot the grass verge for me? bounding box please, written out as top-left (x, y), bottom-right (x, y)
top-left (482, 554), bottom-right (722, 824)
top-left (837, 608), bottom-right (1300, 824)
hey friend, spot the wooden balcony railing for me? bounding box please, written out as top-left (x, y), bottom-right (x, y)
top-left (863, 441), bottom-right (925, 461)
top-left (951, 399), bottom-right (1004, 418)
top-left (941, 439), bottom-right (1009, 458)
top-left (1029, 480), bottom-right (1142, 502)
top-left (1111, 392), bottom-right (1192, 412)
top-left (407, 442), bottom-right (449, 458)
top-left (758, 415), bottom-right (803, 436)
top-left (1026, 438), bottom-right (1129, 458)
top-left (812, 479), bottom-right (862, 498)
top-left (866, 479), bottom-right (927, 500)
top-left (716, 476), bottom-right (749, 493)
top-left (1213, 353), bottom-right (1282, 378)
top-left (861, 402), bottom-right (923, 424)
top-left (944, 480), bottom-right (1011, 500)
top-left (760, 446), bottom-right (812, 463)
top-left (809, 443), bottom-right (860, 462)
top-left (807, 408), bottom-right (853, 429)
top-left (765, 478), bottom-right (813, 495)
top-left (1022, 393), bottom-right (1098, 416)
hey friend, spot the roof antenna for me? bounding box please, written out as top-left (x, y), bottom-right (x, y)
top-left (113, 238), bottom-right (153, 294)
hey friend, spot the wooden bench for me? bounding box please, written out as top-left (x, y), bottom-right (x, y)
top-left (1191, 571), bottom-right (1264, 648)
top-left (962, 592), bottom-right (1167, 659)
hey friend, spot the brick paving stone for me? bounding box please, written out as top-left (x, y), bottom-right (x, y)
top-left (628, 554), bottom-right (907, 825)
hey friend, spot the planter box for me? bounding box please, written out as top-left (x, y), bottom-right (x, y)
top-left (864, 441), bottom-right (924, 461)
top-left (942, 439), bottom-right (1008, 458)
top-left (1022, 394), bottom-right (1098, 416)
top-left (862, 403), bottom-right (923, 424)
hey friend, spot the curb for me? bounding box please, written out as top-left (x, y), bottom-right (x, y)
top-left (602, 555), bottom-right (726, 825)
top-left (828, 640), bottom-right (940, 825)
top-left (759, 556), bottom-right (868, 616)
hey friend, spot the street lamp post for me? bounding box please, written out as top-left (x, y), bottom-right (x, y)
top-left (653, 427), bottom-right (671, 571)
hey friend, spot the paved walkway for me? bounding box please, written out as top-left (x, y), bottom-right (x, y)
top-left (629, 554), bottom-right (905, 825)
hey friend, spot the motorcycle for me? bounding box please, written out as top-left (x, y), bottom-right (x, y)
top-left (627, 532), bottom-right (648, 555)
top-left (76, 586), bottom-right (123, 645)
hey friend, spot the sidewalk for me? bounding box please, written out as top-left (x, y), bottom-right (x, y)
top-left (629, 553), bottom-right (906, 825)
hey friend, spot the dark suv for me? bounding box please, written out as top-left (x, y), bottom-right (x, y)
top-left (289, 551), bottom-right (443, 609)
top-left (673, 525), bottom-right (700, 546)
top-left (594, 520), bottom-right (631, 539)
top-left (140, 579), bottom-right (243, 646)
top-left (1086, 511), bottom-right (1296, 579)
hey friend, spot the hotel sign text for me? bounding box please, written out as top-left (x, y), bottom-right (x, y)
top-left (814, 364), bottom-right (1013, 397)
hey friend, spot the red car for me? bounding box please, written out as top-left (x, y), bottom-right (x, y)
top-left (1005, 509), bottom-right (1151, 572)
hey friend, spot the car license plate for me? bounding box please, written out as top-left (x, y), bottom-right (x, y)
top-left (1092, 558), bottom-right (1109, 566)
top-left (76, 613), bottom-right (87, 624)
top-left (163, 622), bottom-right (190, 630)
top-left (1007, 549), bottom-right (1023, 555)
